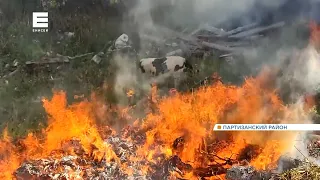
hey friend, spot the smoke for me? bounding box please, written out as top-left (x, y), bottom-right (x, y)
top-left (121, 0), bottom-right (320, 102)
top-left (274, 46), bottom-right (320, 169)
top-left (298, 46), bottom-right (320, 93)
top-left (112, 53), bottom-right (146, 106)
top-left (117, 0), bottom-right (320, 151)
top-left (129, 0), bottom-right (289, 28)
top-left (276, 45), bottom-right (320, 101)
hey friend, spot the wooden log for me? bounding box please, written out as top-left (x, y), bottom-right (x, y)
top-left (201, 41), bottom-right (243, 52)
top-left (228, 22), bottom-right (285, 38)
top-left (25, 56), bottom-right (70, 65)
top-left (202, 23), bottom-right (227, 36)
top-left (189, 25), bottom-right (203, 36)
top-left (221, 23), bottom-right (258, 37)
top-left (214, 41), bottom-right (252, 47)
top-left (219, 53), bottom-right (233, 58)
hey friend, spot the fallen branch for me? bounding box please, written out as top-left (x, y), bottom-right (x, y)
top-left (189, 25), bottom-right (204, 36)
top-left (201, 41), bottom-right (243, 52)
top-left (221, 23), bottom-right (258, 37)
top-left (26, 52), bottom-right (95, 65)
top-left (67, 52), bottom-right (94, 60)
top-left (219, 54), bottom-right (233, 58)
top-left (26, 56), bottom-right (70, 65)
top-left (214, 41), bottom-right (252, 47)
top-left (228, 22), bottom-right (285, 38)
top-left (202, 23), bottom-right (227, 36)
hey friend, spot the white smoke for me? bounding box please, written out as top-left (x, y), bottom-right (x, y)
top-left (277, 45), bottom-right (320, 97)
top-left (278, 45), bottom-right (320, 168)
top-left (299, 46), bottom-right (320, 93)
top-left (130, 0), bottom-right (288, 27)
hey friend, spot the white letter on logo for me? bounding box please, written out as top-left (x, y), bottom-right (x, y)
top-left (33, 12), bottom-right (48, 28)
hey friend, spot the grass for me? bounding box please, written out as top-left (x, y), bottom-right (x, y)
top-left (0, 8), bottom-right (123, 138)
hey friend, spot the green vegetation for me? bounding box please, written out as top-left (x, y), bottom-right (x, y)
top-left (0, 1), bottom-right (124, 138)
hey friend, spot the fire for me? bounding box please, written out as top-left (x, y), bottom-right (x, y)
top-left (137, 76), bottom-right (296, 175)
top-left (0, 73), bottom-right (310, 179)
top-left (126, 89), bottom-right (135, 97)
top-left (0, 129), bottom-right (21, 180)
top-left (0, 91), bottom-right (118, 179)
top-left (310, 21), bottom-right (320, 49)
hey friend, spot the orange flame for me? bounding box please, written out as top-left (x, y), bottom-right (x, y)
top-left (0, 91), bottom-right (118, 179)
top-left (137, 76), bottom-right (295, 173)
top-left (310, 21), bottom-right (320, 49)
top-left (126, 89), bottom-right (135, 97)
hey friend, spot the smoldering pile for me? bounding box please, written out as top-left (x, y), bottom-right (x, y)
top-left (13, 125), bottom-right (303, 180)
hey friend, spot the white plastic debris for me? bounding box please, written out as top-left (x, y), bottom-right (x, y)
top-left (64, 32), bottom-right (75, 38)
top-left (13, 59), bottom-right (19, 67)
top-left (92, 55), bottom-right (102, 64)
top-left (91, 52), bottom-right (104, 64)
top-left (115, 34), bottom-right (129, 49)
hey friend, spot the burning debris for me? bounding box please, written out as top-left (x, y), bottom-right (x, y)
top-left (0, 75), bottom-right (317, 179)
top-left (11, 133), bottom-right (277, 180)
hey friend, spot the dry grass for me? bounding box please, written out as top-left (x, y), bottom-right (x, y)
top-left (276, 162), bottom-right (320, 180)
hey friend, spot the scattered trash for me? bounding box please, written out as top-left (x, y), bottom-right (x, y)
top-left (91, 52), bottom-right (104, 64)
top-left (115, 34), bottom-right (131, 50)
top-left (13, 59), bottom-right (19, 67)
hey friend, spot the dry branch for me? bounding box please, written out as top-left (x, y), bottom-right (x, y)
top-left (25, 57), bottom-right (70, 65)
top-left (228, 22), bottom-right (285, 38)
top-left (221, 23), bottom-right (259, 37)
top-left (67, 52), bottom-right (94, 60)
top-left (202, 23), bottom-right (227, 36)
top-left (202, 41), bottom-right (243, 52)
